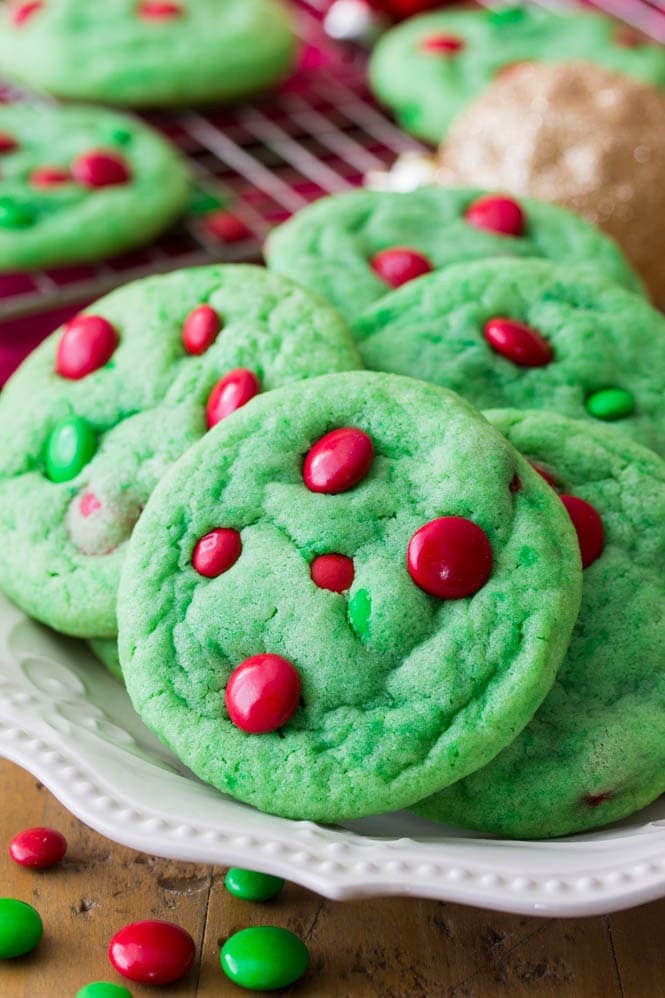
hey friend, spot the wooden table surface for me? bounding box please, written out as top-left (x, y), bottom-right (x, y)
top-left (1, 758), bottom-right (663, 998)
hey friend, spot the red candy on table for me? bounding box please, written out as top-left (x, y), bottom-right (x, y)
top-left (138, 0), bottom-right (182, 19)
top-left (225, 654), bottom-right (301, 734)
top-left (310, 553), bottom-right (355, 592)
top-left (182, 304), bottom-right (222, 355)
top-left (11, 0), bottom-right (43, 26)
top-left (484, 317), bottom-right (553, 367)
top-left (192, 528), bottom-right (242, 577)
top-left (0, 132), bottom-right (18, 154)
top-left (420, 34), bottom-right (465, 54)
top-left (205, 369), bottom-right (260, 428)
top-left (9, 827), bottom-right (67, 869)
top-left (560, 494), bottom-right (605, 569)
top-left (370, 247), bottom-right (433, 289)
top-left (108, 920), bottom-right (195, 985)
top-left (303, 427), bottom-right (374, 494)
top-left (407, 516), bottom-right (493, 599)
top-left (55, 314), bottom-right (118, 380)
top-left (71, 150), bottom-right (131, 189)
top-left (30, 166), bottom-right (70, 188)
top-left (465, 195), bottom-right (525, 237)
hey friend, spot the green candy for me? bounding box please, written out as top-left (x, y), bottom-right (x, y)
top-left (0, 198), bottom-right (34, 230)
top-left (75, 985), bottom-right (132, 998)
top-left (586, 387), bottom-right (635, 421)
top-left (225, 868), bottom-right (284, 902)
top-left (488, 5), bottom-right (527, 26)
top-left (0, 898), bottom-right (43, 959)
top-left (45, 416), bottom-right (97, 483)
top-left (220, 926), bottom-right (309, 992)
top-left (348, 588), bottom-right (371, 639)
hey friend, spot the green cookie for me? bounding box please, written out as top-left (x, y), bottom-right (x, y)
top-left (265, 187), bottom-right (643, 323)
top-left (414, 410), bottom-right (665, 839)
top-left (369, 5), bottom-right (665, 143)
top-left (0, 102), bottom-right (189, 271)
top-left (89, 638), bottom-right (123, 681)
top-left (352, 258), bottom-right (665, 456)
top-left (0, 265), bottom-right (361, 638)
top-left (118, 371), bottom-right (582, 821)
top-left (0, 0), bottom-right (297, 107)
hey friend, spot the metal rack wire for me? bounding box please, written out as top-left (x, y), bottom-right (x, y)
top-left (0, 0), bottom-right (662, 327)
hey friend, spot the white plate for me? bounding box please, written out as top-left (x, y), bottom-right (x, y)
top-left (1, 592), bottom-right (663, 918)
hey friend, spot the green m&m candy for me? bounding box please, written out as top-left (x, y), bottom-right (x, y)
top-left (225, 868), bottom-right (284, 903)
top-left (585, 387), bottom-right (635, 421)
top-left (349, 588), bottom-right (371, 639)
top-left (45, 416), bottom-right (97, 483)
top-left (0, 898), bottom-right (43, 958)
top-left (75, 985), bottom-right (133, 998)
top-left (220, 926), bottom-right (309, 991)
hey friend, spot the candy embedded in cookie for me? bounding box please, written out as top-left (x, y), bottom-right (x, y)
top-left (117, 371), bottom-right (582, 821)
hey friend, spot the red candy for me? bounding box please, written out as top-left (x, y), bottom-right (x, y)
top-left (9, 827), bottom-right (67, 869)
top-left (484, 317), bottom-right (553, 367)
top-left (79, 491), bottom-right (102, 518)
top-left (369, 0), bottom-right (447, 17)
top-left (108, 920), bottom-right (195, 985)
top-left (370, 247), bottom-right (433, 289)
top-left (310, 553), bottom-right (355, 592)
top-left (203, 210), bottom-right (252, 244)
top-left (225, 654), bottom-right (301, 734)
top-left (407, 516), bottom-right (493, 599)
top-left (420, 33), bottom-right (465, 54)
top-left (205, 369), bottom-right (260, 428)
top-left (30, 166), bottom-right (70, 188)
top-left (55, 314), bottom-right (118, 380)
top-left (303, 427), bottom-right (374, 494)
top-left (72, 150), bottom-right (131, 188)
top-left (465, 195), bottom-right (524, 237)
top-left (138, 0), bottom-right (182, 18)
top-left (560, 494), bottom-right (604, 569)
top-left (182, 304), bottom-right (221, 355)
top-left (11, 0), bottom-right (43, 25)
top-left (0, 132), bottom-right (18, 154)
top-left (192, 528), bottom-right (241, 577)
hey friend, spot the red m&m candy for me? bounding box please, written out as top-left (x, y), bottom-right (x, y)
top-left (205, 369), bottom-right (260, 428)
top-left (407, 516), bottom-right (493, 599)
top-left (9, 827), bottom-right (67, 868)
top-left (30, 166), bottom-right (70, 188)
top-left (138, 0), bottom-right (182, 18)
top-left (183, 304), bottom-right (222, 355)
top-left (55, 314), bottom-right (118, 380)
top-left (108, 920), bottom-right (195, 985)
top-left (226, 654), bottom-right (301, 734)
top-left (484, 317), bottom-right (553, 367)
top-left (420, 34), bottom-right (465, 54)
top-left (72, 150), bottom-right (131, 188)
top-left (370, 247), bottom-right (433, 289)
top-left (203, 210), bottom-right (252, 244)
top-left (465, 195), bottom-right (525, 237)
top-left (310, 553), bottom-right (355, 592)
top-left (11, 0), bottom-right (43, 26)
top-left (192, 528), bottom-right (241, 577)
top-left (0, 132), bottom-right (18, 154)
top-left (303, 427), bottom-right (373, 494)
top-left (560, 494), bottom-right (604, 568)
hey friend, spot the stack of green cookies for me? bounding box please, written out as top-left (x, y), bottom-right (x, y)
top-left (1, 175), bottom-right (663, 839)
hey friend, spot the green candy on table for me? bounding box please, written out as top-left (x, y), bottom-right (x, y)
top-left (220, 926), bottom-right (309, 991)
top-left (225, 868), bottom-right (285, 902)
top-left (0, 898), bottom-right (43, 959)
top-left (75, 984), bottom-right (133, 998)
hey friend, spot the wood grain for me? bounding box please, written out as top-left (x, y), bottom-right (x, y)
top-left (0, 758), bottom-right (663, 997)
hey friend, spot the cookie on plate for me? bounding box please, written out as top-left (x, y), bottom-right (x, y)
top-left (414, 410), bottom-right (665, 838)
top-left (438, 62), bottom-right (665, 307)
top-left (0, 102), bottom-right (189, 271)
top-left (0, 0), bottom-right (297, 106)
top-left (0, 265), bottom-right (361, 638)
top-left (369, 5), bottom-right (665, 143)
top-left (265, 187), bottom-right (643, 324)
top-left (352, 258), bottom-right (665, 455)
top-left (118, 371), bottom-right (583, 821)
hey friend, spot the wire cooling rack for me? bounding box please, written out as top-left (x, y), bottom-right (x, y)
top-left (0, 0), bottom-right (663, 334)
